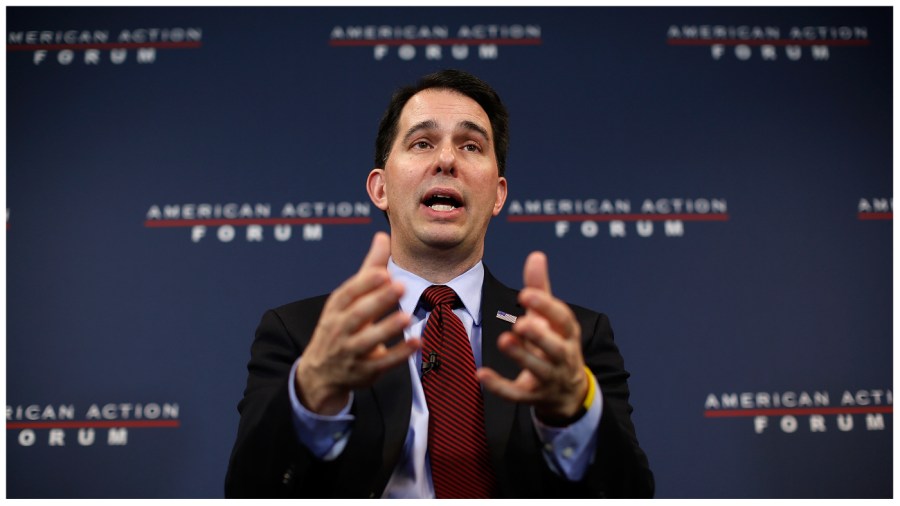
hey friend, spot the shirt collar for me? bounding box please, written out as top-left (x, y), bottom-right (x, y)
top-left (388, 258), bottom-right (484, 325)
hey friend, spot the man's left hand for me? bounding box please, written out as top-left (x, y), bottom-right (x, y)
top-left (476, 252), bottom-right (589, 422)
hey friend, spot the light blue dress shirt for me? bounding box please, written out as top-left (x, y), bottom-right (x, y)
top-left (288, 259), bottom-right (602, 498)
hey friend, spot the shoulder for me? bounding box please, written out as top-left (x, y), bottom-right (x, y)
top-left (260, 294), bottom-right (331, 339)
top-left (272, 294), bottom-right (330, 316)
top-left (567, 302), bottom-right (611, 334)
top-left (482, 266), bottom-right (520, 301)
top-left (483, 265), bottom-right (610, 331)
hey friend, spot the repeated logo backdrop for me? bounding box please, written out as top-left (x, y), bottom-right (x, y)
top-left (6, 7), bottom-right (892, 498)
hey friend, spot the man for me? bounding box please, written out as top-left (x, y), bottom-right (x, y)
top-left (225, 69), bottom-right (653, 498)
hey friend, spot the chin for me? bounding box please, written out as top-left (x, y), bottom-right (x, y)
top-left (418, 230), bottom-right (467, 251)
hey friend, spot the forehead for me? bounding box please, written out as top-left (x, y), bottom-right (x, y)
top-left (397, 88), bottom-right (492, 137)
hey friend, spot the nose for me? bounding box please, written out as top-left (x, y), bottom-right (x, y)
top-left (434, 145), bottom-right (456, 175)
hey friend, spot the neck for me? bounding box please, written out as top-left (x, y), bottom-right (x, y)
top-left (390, 241), bottom-right (483, 284)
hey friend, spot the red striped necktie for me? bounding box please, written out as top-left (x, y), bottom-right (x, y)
top-left (420, 285), bottom-right (496, 498)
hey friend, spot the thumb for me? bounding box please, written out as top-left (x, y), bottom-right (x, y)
top-left (360, 232), bottom-right (391, 270)
top-left (523, 251), bottom-right (551, 294)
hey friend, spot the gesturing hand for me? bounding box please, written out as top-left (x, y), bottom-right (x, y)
top-left (476, 252), bottom-right (589, 421)
top-left (295, 232), bottom-right (419, 415)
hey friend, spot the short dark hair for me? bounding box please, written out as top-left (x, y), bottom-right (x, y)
top-left (374, 69), bottom-right (509, 177)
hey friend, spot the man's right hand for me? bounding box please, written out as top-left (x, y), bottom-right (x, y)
top-left (294, 232), bottom-right (419, 415)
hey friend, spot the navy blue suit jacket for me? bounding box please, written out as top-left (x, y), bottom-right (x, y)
top-left (225, 267), bottom-right (653, 498)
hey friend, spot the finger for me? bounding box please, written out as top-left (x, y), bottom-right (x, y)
top-left (518, 288), bottom-right (580, 340)
top-left (324, 232), bottom-right (394, 314)
top-left (477, 367), bottom-right (538, 404)
top-left (523, 251), bottom-right (551, 294)
top-left (351, 310), bottom-right (411, 354)
top-left (512, 314), bottom-right (568, 364)
top-left (360, 231), bottom-right (391, 270)
top-left (496, 331), bottom-right (555, 381)
top-left (339, 280), bottom-right (405, 334)
top-left (362, 338), bottom-right (420, 375)
top-left (324, 267), bottom-right (393, 316)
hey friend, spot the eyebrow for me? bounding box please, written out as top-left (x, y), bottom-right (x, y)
top-left (401, 119), bottom-right (491, 145)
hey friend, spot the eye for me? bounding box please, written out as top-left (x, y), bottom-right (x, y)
top-left (461, 143), bottom-right (482, 153)
top-left (412, 140), bottom-right (432, 150)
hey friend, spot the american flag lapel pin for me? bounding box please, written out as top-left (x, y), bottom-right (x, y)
top-left (495, 310), bottom-right (517, 324)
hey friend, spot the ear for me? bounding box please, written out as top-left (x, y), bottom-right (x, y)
top-left (492, 176), bottom-right (508, 216)
top-left (367, 168), bottom-right (389, 211)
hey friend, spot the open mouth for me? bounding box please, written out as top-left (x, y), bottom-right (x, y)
top-left (423, 191), bottom-right (463, 212)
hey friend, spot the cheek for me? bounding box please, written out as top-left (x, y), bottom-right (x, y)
top-left (387, 169), bottom-right (419, 197)
top-left (385, 181), bottom-right (414, 207)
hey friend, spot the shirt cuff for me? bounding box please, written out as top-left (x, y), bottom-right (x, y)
top-left (532, 372), bottom-right (603, 481)
top-left (288, 358), bottom-right (354, 461)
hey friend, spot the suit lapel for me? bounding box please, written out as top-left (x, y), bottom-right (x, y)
top-left (370, 331), bottom-right (413, 492)
top-left (480, 267), bottom-right (523, 468)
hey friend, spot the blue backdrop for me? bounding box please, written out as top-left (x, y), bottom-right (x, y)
top-left (6, 6), bottom-right (892, 498)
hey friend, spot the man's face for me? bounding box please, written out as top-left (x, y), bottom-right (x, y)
top-left (367, 88), bottom-right (508, 261)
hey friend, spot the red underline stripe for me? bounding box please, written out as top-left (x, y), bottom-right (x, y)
top-left (330, 38), bottom-right (541, 47)
top-left (144, 217), bottom-right (372, 228)
top-left (507, 213), bottom-right (729, 223)
top-left (7, 420), bottom-right (180, 429)
top-left (7, 41), bottom-right (202, 51)
top-left (705, 406), bottom-right (893, 418)
top-left (858, 212), bottom-right (893, 220)
top-left (667, 39), bottom-right (870, 47)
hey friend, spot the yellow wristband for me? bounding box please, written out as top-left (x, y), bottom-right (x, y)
top-left (582, 366), bottom-right (596, 410)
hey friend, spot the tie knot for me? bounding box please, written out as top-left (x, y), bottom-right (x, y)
top-left (421, 285), bottom-right (459, 310)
